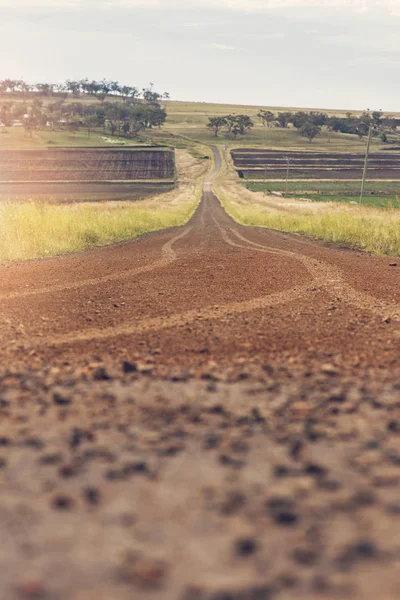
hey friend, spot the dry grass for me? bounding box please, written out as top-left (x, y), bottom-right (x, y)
top-left (214, 151), bottom-right (400, 256)
top-left (0, 149), bottom-right (209, 262)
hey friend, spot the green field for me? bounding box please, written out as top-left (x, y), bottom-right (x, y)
top-left (245, 181), bottom-right (400, 208)
top-left (0, 127), bottom-right (143, 149)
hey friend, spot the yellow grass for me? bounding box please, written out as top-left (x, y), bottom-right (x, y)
top-left (0, 149), bottom-right (208, 262)
top-left (214, 151), bottom-right (400, 256)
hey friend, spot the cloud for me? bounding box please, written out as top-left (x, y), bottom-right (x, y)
top-left (207, 42), bottom-right (236, 50)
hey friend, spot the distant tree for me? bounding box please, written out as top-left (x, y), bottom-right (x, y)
top-left (224, 114), bottom-right (253, 137)
top-left (235, 114), bottom-right (254, 134)
top-left (24, 116), bottom-right (37, 138)
top-left (299, 120), bottom-right (321, 143)
top-left (0, 104), bottom-right (12, 126)
top-left (68, 119), bottom-right (81, 136)
top-left (257, 109), bottom-right (275, 127)
top-left (225, 114), bottom-right (237, 136)
top-left (207, 116), bottom-right (227, 137)
top-left (275, 112), bottom-right (292, 128)
top-left (384, 117), bottom-right (397, 132)
top-left (104, 103), bottom-right (121, 135)
top-left (309, 111), bottom-right (328, 127)
top-left (65, 79), bottom-right (81, 97)
top-left (84, 115), bottom-right (98, 137)
top-left (129, 87), bottom-right (140, 103)
top-left (291, 111), bottom-right (309, 129)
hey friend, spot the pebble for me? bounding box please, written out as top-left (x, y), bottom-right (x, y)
top-left (122, 361), bottom-right (138, 374)
top-left (52, 388), bottom-right (72, 405)
top-left (52, 495), bottom-right (74, 510)
top-left (83, 486), bottom-right (100, 506)
top-left (267, 497), bottom-right (299, 526)
top-left (234, 537), bottom-right (258, 557)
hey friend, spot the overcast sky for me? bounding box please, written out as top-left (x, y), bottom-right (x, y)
top-left (0, 0), bottom-right (399, 111)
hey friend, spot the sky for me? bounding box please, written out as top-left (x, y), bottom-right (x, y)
top-left (0, 0), bottom-right (399, 111)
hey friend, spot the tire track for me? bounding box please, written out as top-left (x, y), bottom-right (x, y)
top-left (34, 282), bottom-right (312, 348)
top-left (228, 227), bottom-right (400, 321)
top-left (0, 226), bottom-right (192, 302)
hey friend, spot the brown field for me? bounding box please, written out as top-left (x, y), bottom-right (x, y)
top-left (231, 148), bottom-right (400, 180)
top-left (0, 146), bottom-right (177, 200)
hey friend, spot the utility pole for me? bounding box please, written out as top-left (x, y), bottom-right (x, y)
top-left (284, 156), bottom-right (291, 197)
top-left (360, 124), bottom-right (373, 204)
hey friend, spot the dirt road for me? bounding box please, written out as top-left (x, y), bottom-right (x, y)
top-left (0, 147), bottom-right (399, 599)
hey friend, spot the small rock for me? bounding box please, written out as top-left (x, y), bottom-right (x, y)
top-left (267, 497), bottom-right (299, 526)
top-left (388, 419), bottom-right (400, 433)
top-left (204, 434), bottom-right (220, 450)
top-left (305, 463), bottom-right (327, 478)
top-left (336, 540), bottom-right (378, 570)
top-left (320, 363), bottom-right (338, 376)
top-left (83, 486), bottom-right (100, 505)
top-left (52, 494), bottom-right (74, 510)
top-left (122, 361), bottom-right (138, 374)
top-left (234, 537), bottom-right (258, 557)
top-left (52, 388), bottom-right (72, 406)
top-left (93, 366), bottom-right (111, 381)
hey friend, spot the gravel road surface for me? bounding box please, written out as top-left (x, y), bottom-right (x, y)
top-left (0, 148), bottom-right (399, 599)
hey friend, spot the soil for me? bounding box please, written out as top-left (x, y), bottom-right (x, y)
top-left (232, 149), bottom-right (400, 181)
top-left (0, 147), bottom-right (399, 599)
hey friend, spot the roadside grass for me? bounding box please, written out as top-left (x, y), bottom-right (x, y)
top-left (0, 149), bottom-right (207, 262)
top-left (215, 169), bottom-right (400, 256)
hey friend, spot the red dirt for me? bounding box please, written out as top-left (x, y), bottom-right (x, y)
top-left (0, 149), bottom-right (399, 599)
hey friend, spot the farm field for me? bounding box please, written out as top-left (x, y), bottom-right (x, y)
top-left (0, 146), bottom-right (177, 201)
top-left (231, 148), bottom-right (400, 180)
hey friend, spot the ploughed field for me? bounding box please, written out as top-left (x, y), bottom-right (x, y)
top-left (232, 148), bottom-right (400, 180)
top-left (0, 146), bottom-right (176, 200)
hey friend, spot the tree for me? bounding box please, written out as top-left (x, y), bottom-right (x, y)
top-left (207, 116), bottom-right (227, 137)
top-left (235, 114), bottom-right (254, 135)
top-left (299, 120), bottom-right (321, 143)
top-left (291, 111), bottom-right (309, 129)
top-left (224, 114), bottom-right (253, 137)
top-left (257, 109), bottom-right (275, 127)
top-left (65, 79), bottom-right (81, 97)
top-left (0, 104), bottom-right (12, 126)
top-left (68, 120), bottom-right (81, 136)
top-left (104, 103), bottom-right (121, 135)
top-left (84, 115), bottom-right (98, 137)
top-left (275, 112), bottom-right (292, 128)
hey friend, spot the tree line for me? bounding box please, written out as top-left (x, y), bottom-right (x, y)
top-left (0, 78), bottom-right (170, 103)
top-left (207, 115), bottom-right (254, 138)
top-left (0, 82), bottom-right (168, 138)
top-left (208, 109), bottom-right (398, 143)
top-left (257, 109), bottom-right (397, 142)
